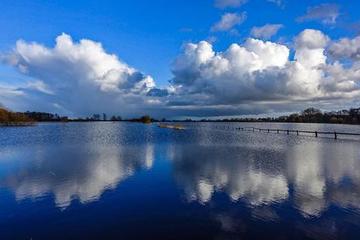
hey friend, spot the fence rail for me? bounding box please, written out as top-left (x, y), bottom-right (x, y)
top-left (233, 127), bottom-right (360, 140)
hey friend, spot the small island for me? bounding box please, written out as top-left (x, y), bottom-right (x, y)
top-left (158, 123), bottom-right (185, 130)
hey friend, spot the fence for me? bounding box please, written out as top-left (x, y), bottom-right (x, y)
top-left (235, 127), bottom-right (360, 140)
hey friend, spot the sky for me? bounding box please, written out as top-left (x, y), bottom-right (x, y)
top-left (0, 0), bottom-right (359, 118)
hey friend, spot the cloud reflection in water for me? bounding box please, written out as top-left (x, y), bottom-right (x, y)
top-left (171, 134), bottom-right (360, 219)
top-left (0, 143), bottom-right (154, 209)
top-left (1, 122), bottom-right (359, 222)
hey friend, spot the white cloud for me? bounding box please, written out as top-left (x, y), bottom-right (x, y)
top-left (297, 3), bottom-right (340, 25)
top-left (1, 29), bottom-right (360, 118)
top-left (295, 29), bottom-right (329, 49)
top-left (12, 33), bottom-right (155, 94)
top-left (170, 29), bottom-right (360, 113)
top-left (211, 12), bottom-right (247, 32)
top-left (25, 80), bottom-right (54, 95)
top-left (294, 29), bottom-right (328, 68)
top-left (329, 36), bottom-right (360, 60)
top-left (0, 85), bottom-right (24, 97)
top-left (214, 0), bottom-right (247, 9)
top-left (250, 24), bottom-right (283, 40)
top-left (2, 33), bottom-right (162, 116)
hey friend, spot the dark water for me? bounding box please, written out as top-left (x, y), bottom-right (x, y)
top-left (0, 122), bottom-right (360, 240)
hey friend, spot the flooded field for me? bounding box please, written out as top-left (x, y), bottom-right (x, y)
top-left (0, 122), bottom-right (360, 239)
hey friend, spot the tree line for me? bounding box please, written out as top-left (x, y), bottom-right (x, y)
top-left (1, 107), bottom-right (360, 125)
top-left (0, 108), bottom-right (34, 126)
top-left (276, 108), bottom-right (360, 124)
top-left (185, 107), bottom-right (360, 124)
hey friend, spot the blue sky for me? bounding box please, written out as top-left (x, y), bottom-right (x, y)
top-left (0, 0), bottom-right (360, 118)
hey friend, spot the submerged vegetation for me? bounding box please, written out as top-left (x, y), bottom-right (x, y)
top-left (0, 108), bottom-right (34, 126)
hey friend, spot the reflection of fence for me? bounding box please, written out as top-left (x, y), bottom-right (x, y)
top-left (234, 127), bottom-right (360, 140)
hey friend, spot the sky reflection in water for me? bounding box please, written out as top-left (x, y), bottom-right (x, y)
top-left (0, 122), bottom-right (359, 239)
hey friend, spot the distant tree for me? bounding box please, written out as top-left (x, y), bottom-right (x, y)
top-left (329, 116), bottom-right (339, 123)
top-left (110, 115), bottom-right (122, 121)
top-left (0, 108), bottom-right (34, 125)
top-left (301, 108), bottom-right (323, 123)
top-left (92, 114), bottom-right (100, 121)
top-left (302, 108), bottom-right (322, 116)
top-left (0, 108), bottom-right (9, 122)
top-left (140, 115), bottom-right (151, 124)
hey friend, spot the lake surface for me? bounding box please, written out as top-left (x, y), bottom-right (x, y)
top-left (0, 122), bottom-right (360, 239)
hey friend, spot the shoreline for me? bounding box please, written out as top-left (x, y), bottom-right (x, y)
top-left (0, 122), bottom-right (36, 127)
top-left (6, 120), bottom-right (358, 126)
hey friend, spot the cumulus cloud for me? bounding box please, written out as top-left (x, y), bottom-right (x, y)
top-left (170, 29), bottom-right (360, 113)
top-left (211, 12), bottom-right (247, 32)
top-left (250, 24), bottom-right (283, 39)
top-left (214, 0), bottom-right (247, 9)
top-left (294, 29), bottom-right (329, 68)
top-left (1, 33), bottom-right (161, 116)
top-left (295, 29), bottom-right (329, 49)
top-left (1, 29), bottom-right (360, 118)
top-left (12, 33), bottom-right (155, 93)
top-left (297, 3), bottom-right (340, 25)
top-left (329, 36), bottom-right (360, 60)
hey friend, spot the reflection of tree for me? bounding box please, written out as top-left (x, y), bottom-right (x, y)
top-left (0, 144), bottom-right (154, 209)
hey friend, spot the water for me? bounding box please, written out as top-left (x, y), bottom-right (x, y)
top-left (0, 122), bottom-right (360, 239)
